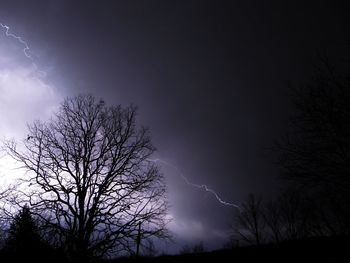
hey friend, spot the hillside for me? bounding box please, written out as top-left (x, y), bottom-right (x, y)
top-left (112, 236), bottom-right (350, 263)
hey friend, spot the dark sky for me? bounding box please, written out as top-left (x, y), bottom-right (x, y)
top-left (0, 0), bottom-right (350, 253)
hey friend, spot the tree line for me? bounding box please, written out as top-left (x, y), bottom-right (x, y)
top-left (232, 56), bottom-right (350, 247)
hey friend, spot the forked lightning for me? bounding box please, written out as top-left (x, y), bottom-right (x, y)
top-left (149, 158), bottom-right (240, 209)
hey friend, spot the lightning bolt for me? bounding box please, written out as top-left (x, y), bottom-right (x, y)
top-left (148, 158), bottom-right (240, 209)
top-left (0, 23), bottom-right (32, 59)
top-left (0, 23), bottom-right (45, 77)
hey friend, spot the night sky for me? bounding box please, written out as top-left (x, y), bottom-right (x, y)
top-left (0, 0), bottom-right (349, 253)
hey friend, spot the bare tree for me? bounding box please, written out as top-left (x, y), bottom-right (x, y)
top-left (0, 187), bottom-right (12, 249)
top-left (263, 199), bottom-right (283, 243)
top-left (278, 190), bottom-right (308, 240)
top-left (235, 194), bottom-right (266, 245)
top-left (5, 95), bottom-right (169, 261)
top-left (276, 56), bottom-right (350, 234)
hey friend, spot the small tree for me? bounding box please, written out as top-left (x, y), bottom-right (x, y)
top-left (5, 206), bottom-right (43, 259)
top-left (263, 199), bottom-right (283, 243)
top-left (278, 191), bottom-right (309, 240)
top-left (235, 194), bottom-right (266, 245)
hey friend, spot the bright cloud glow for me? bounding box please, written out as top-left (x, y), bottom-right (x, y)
top-left (0, 27), bottom-right (62, 187)
top-left (0, 67), bottom-right (60, 138)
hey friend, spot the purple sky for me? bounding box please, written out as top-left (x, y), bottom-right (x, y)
top-left (0, 0), bottom-right (349, 254)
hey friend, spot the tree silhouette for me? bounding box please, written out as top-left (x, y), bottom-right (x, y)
top-left (276, 57), bottom-right (350, 235)
top-left (278, 190), bottom-right (309, 240)
top-left (235, 194), bottom-right (266, 245)
top-left (263, 199), bottom-right (283, 243)
top-left (5, 95), bottom-right (169, 261)
top-left (4, 206), bottom-right (43, 260)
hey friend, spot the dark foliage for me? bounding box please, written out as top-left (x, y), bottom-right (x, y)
top-left (0, 206), bottom-right (63, 262)
top-left (5, 206), bottom-right (42, 254)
